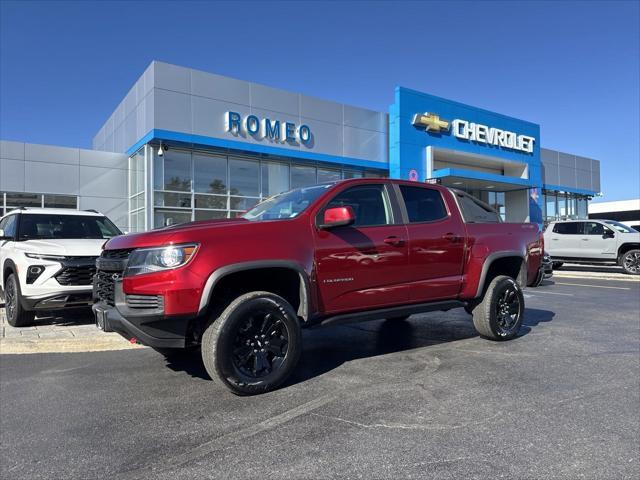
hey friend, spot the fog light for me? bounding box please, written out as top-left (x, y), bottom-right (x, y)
top-left (27, 265), bottom-right (45, 284)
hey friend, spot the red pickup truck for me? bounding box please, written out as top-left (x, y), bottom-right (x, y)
top-left (94, 179), bottom-right (543, 395)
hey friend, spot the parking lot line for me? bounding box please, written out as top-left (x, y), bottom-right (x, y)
top-left (528, 290), bottom-right (574, 296)
top-left (554, 282), bottom-right (631, 290)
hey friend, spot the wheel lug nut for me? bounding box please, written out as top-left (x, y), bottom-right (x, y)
top-left (261, 348), bottom-right (265, 352)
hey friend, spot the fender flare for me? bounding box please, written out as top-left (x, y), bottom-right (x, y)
top-left (1, 258), bottom-right (19, 297)
top-left (474, 250), bottom-right (526, 298)
top-left (197, 260), bottom-right (312, 321)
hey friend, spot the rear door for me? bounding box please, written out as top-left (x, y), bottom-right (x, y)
top-left (396, 185), bottom-right (466, 301)
top-left (313, 183), bottom-right (410, 313)
top-left (546, 222), bottom-right (583, 257)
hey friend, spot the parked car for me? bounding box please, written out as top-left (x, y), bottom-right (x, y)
top-left (93, 179), bottom-right (543, 395)
top-left (0, 208), bottom-right (122, 326)
top-left (529, 251), bottom-right (553, 287)
top-left (544, 219), bottom-right (640, 275)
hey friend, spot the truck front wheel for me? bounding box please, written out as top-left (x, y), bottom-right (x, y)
top-left (620, 249), bottom-right (640, 275)
top-left (472, 275), bottom-right (524, 341)
top-left (201, 291), bottom-right (302, 395)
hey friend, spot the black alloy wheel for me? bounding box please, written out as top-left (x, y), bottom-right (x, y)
top-left (4, 274), bottom-right (35, 327)
top-left (621, 250), bottom-right (640, 275)
top-left (201, 291), bottom-right (302, 395)
top-left (232, 310), bottom-right (290, 378)
top-left (494, 284), bottom-right (522, 337)
top-left (5, 277), bottom-right (16, 320)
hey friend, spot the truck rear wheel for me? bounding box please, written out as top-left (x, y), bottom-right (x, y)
top-left (472, 275), bottom-right (524, 341)
top-left (201, 291), bottom-right (302, 395)
top-left (620, 249), bottom-right (640, 275)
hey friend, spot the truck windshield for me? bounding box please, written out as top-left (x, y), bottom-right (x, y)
top-left (18, 214), bottom-right (122, 240)
top-left (604, 220), bottom-right (636, 233)
top-left (243, 184), bottom-right (333, 221)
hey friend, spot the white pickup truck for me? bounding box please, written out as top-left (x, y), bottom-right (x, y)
top-left (544, 219), bottom-right (640, 275)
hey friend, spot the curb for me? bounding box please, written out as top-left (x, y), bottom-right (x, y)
top-left (0, 336), bottom-right (146, 355)
top-left (553, 272), bottom-right (640, 282)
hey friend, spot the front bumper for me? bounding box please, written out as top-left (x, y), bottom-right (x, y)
top-left (93, 277), bottom-right (192, 348)
top-left (21, 290), bottom-right (93, 310)
top-left (92, 302), bottom-right (190, 348)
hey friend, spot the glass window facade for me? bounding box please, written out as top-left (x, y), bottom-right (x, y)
top-left (141, 145), bottom-right (386, 230)
top-left (542, 190), bottom-right (591, 225)
top-left (1, 192), bottom-right (78, 216)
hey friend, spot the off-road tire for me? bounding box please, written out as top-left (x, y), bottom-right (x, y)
top-left (5, 274), bottom-right (36, 327)
top-left (472, 275), bottom-right (524, 341)
top-left (201, 291), bottom-right (302, 395)
top-left (620, 249), bottom-right (640, 275)
top-left (552, 262), bottom-right (563, 270)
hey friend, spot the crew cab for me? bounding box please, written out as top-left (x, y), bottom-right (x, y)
top-left (93, 179), bottom-right (543, 395)
top-left (544, 219), bottom-right (640, 275)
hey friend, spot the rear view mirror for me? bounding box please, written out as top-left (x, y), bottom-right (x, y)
top-left (319, 206), bottom-right (356, 229)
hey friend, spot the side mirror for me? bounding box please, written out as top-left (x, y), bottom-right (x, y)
top-left (319, 206), bottom-right (355, 229)
top-left (603, 230), bottom-right (615, 239)
top-left (0, 229), bottom-right (10, 240)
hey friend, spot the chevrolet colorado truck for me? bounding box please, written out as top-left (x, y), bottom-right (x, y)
top-left (93, 179), bottom-right (543, 395)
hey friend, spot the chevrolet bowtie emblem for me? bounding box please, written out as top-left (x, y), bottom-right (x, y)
top-left (412, 113), bottom-right (450, 133)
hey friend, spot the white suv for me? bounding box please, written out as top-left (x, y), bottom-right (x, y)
top-left (0, 208), bottom-right (122, 326)
top-left (544, 219), bottom-right (640, 275)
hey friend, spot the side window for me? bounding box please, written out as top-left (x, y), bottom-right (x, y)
top-left (552, 222), bottom-right (581, 235)
top-left (584, 222), bottom-right (608, 236)
top-left (399, 186), bottom-right (448, 223)
top-left (324, 185), bottom-right (391, 227)
top-left (2, 215), bottom-right (18, 237)
top-left (455, 192), bottom-right (501, 223)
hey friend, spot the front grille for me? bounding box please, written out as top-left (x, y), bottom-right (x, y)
top-left (94, 249), bottom-right (131, 305)
top-left (102, 249), bottom-right (132, 260)
top-left (56, 265), bottom-right (97, 286)
top-left (126, 294), bottom-right (163, 309)
top-left (95, 270), bottom-right (122, 306)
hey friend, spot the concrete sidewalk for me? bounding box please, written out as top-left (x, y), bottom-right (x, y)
top-left (0, 307), bottom-right (143, 354)
top-left (553, 263), bottom-right (640, 282)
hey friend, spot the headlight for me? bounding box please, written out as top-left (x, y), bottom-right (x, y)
top-left (125, 244), bottom-right (198, 277)
top-left (25, 253), bottom-right (66, 261)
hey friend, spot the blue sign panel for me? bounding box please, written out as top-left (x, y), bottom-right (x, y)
top-left (389, 87), bottom-right (543, 223)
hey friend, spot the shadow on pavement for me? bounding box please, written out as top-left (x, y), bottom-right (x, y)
top-left (157, 308), bottom-right (556, 386)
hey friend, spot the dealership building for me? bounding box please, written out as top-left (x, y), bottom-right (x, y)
top-left (1, 61), bottom-right (601, 232)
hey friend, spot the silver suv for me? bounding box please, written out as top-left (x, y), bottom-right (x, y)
top-left (544, 220), bottom-right (640, 275)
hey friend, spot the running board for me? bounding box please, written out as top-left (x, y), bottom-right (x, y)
top-left (316, 300), bottom-right (465, 328)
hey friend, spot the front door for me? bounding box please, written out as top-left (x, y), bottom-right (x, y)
top-left (581, 221), bottom-right (618, 259)
top-left (313, 183), bottom-right (410, 314)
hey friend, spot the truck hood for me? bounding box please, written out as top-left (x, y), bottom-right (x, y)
top-left (104, 218), bottom-right (249, 250)
top-left (14, 238), bottom-right (106, 257)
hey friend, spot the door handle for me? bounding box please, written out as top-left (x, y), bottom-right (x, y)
top-left (582, 238), bottom-right (590, 241)
top-left (383, 236), bottom-right (405, 247)
top-left (443, 233), bottom-right (461, 243)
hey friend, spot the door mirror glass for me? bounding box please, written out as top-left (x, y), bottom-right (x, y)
top-left (320, 206), bottom-right (356, 229)
top-left (603, 229), bottom-right (615, 239)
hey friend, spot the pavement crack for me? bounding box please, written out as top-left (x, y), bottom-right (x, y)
top-left (117, 393), bottom-right (336, 479)
top-left (310, 411), bottom-right (502, 431)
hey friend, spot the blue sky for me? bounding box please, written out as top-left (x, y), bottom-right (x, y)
top-left (1, 0), bottom-right (638, 201)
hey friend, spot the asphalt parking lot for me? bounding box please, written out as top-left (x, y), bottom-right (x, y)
top-left (1, 274), bottom-right (639, 480)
